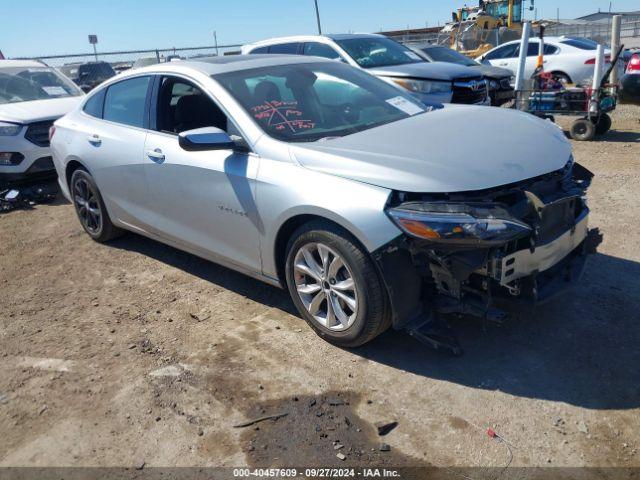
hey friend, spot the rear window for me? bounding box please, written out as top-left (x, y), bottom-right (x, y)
top-left (561, 38), bottom-right (598, 51)
top-left (268, 43), bottom-right (301, 54)
top-left (103, 76), bottom-right (150, 128)
top-left (303, 42), bottom-right (342, 60)
top-left (83, 89), bottom-right (106, 118)
top-left (526, 43), bottom-right (560, 56)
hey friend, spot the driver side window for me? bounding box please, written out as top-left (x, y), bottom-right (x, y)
top-left (155, 76), bottom-right (229, 134)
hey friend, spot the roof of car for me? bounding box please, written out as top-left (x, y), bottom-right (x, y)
top-left (126, 54), bottom-right (332, 77)
top-left (244, 33), bottom-right (383, 48)
top-left (501, 36), bottom-right (569, 45)
top-left (0, 59), bottom-right (49, 69)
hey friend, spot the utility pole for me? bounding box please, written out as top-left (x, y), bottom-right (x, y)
top-left (213, 30), bottom-right (219, 56)
top-left (314, 0), bottom-right (322, 35)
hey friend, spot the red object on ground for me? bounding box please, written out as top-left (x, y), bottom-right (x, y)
top-left (487, 427), bottom-right (497, 438)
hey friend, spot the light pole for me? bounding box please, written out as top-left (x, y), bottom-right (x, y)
top-left (314, 0), bottom-right (322, 35)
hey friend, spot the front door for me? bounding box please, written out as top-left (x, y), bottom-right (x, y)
top-left (142, 75), bottom-right (261, 271)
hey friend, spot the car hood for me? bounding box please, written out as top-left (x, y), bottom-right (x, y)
top-left (290, 105), bottom-right (572, 193)
top-left (0, 96), bottom-right (83, 124)
top-left (470, 64), bottom-right (513, 79)
top-left (368, 61), bottom-right (482, 81)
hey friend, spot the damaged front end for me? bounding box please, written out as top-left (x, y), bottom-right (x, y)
top-left (373, 158), bottom-right (601, 352)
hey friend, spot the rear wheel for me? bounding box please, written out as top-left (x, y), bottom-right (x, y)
top-left (70, 169), bottom-right (123, 242)
top-left (285, 221), bottom-right (390, 347)
top-left (593, 113), bottom-right (612, 135)
top-left (570, 118), bottom-right (596, 141)
top-left (552, 72), bottom-right (572, 86)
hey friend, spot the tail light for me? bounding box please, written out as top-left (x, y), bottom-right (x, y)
top-left (585, 55), bottom-right (611, 65)
top-left (48, 125), bottom-right (56, 142)
top-left (627, 54), bottom-right (640, 73)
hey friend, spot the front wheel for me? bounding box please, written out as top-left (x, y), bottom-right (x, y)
top-left (285, 221), bottom-right (390, 347)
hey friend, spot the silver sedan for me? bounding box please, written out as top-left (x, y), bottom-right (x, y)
top-left (51, 55), bottom-right (596, 348)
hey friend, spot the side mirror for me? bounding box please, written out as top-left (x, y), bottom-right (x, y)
top-left (178, 127), bottom-right (236, 151)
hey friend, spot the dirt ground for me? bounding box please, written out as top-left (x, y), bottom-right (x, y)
top-left (1, 105), bottom-right (639, 472)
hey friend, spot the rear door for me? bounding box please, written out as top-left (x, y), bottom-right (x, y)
top-left (142, 74), bottom-right (261, 271)
top-left (76, 75), bottom-right (152, 228)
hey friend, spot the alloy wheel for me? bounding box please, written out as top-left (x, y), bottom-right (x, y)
top-left (73, 177), bottom-right (102, 235)
top-left (293, 242), bottom-right (359, 331)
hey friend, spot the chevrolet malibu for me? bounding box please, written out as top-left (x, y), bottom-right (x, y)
top-left (51, 55), bottom-right (596, 348)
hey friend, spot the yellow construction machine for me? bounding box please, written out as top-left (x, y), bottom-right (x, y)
top-left (442, 0), bottom-right (528, 58)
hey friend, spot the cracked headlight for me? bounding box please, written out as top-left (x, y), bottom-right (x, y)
top-left (387, 202), bottom-right (532, 246)
top-left (0, 122), bottom-right (22, 136)
top-left (388, 78), bottom-right (452, 94)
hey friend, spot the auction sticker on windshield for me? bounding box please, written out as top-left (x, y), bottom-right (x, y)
top-left (386, 96), bottom-right (424, 116)
top-left (42, 86), bottom-right (68, 96)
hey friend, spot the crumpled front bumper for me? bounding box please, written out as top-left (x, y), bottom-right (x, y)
top-left (372, 163), bottom-right (599, 329)
top-left (492, 208), bottom-right (589, 298)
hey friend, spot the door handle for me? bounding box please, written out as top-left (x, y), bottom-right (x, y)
top-left (87, 134), bottom-right (101, 146)
top-left (146, 148), bottom-right (165, 162)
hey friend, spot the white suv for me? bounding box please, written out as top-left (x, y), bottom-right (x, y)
top-left (477, 36), bottom-right (617, 86)
top-left (0, 60), bottom-right (84, 186)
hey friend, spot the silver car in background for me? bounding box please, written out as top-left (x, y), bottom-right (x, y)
top-left (51, 55), bottom-right (597, 348)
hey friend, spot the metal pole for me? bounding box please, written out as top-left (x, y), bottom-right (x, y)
top-left (314, 0), bottom-right (322, 35)
top-left (514, 21), bottom-right (531, 93)
top-left (592, 44), bottom-right (605, 91)
top-left (92, 44), bottom-right (98, 62)
top-left (214, 31), bottom-right (219, 56)
top-left (611, 15), bottom-right (622, 84)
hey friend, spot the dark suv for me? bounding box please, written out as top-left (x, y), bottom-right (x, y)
top-left (60, 62), bottom-right (116, 92)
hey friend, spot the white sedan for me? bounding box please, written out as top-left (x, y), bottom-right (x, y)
top-left (477, 36), bottom-right (615, 86)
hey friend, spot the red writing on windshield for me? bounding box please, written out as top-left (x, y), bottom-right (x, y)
top-left (251, 100), bottom-right (315, 132)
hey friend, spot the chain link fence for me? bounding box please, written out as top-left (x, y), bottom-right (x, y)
top-left (388, 19), bottom-right (640, 51)
top-left (11, 44), bottom-right (244, 92)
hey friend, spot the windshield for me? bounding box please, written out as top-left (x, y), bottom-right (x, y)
top-left (420, 46), bottom-right (477, 66)
top-left (0, 66), bottom-right (82, 104)
top-left (334, 37), bottom-right (424, 69)
top-left (213, 61), bottom-right (428, 143)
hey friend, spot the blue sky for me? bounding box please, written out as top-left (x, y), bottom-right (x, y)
top-left (3, 0), bottom-right (638, 57)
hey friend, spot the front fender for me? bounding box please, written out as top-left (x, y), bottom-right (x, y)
top-left (256, 158), bottom-right (402, 280)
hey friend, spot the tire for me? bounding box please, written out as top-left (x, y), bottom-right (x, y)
top-left (70, 168), bottom-right (123, 242)
top-left (284, 220), bottom-right (390, 348)
top-left (552, 72), bottom-right (572, 86)
top-left (593, 113), bottom-right (612, 135)
top-left (570, 118), bottom-right (596, 141)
